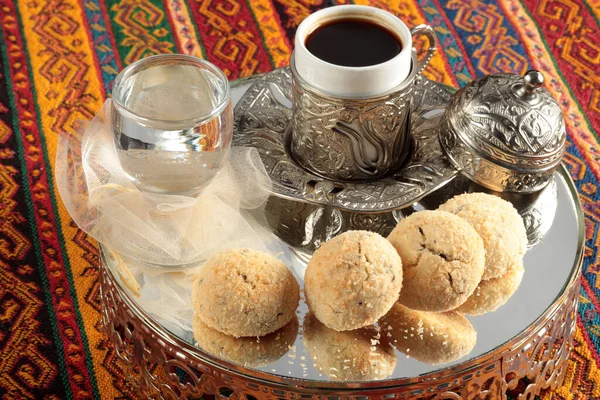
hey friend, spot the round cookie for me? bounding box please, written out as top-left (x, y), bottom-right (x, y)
top-left (380, 303), bottom-right (476, 365)
top-left (438, 192), bottom-right (527, 280)
top-left (456, 263), bottom-right (524, 316)
top-left (193, 315), bottom-right (298, 367)
top-left (303, 313), bottom-right (396, 381)
top-left (192, 248), bottom-right (300, 337)
top-left (304, 230), bottom-right (403, 331)
top-left (387, 210), bottom-right (485, 312)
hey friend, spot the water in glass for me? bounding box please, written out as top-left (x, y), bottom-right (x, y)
top-left (112, 55), bottom-right (232, 196)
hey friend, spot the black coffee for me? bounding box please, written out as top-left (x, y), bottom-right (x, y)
top-left (305, 18), bottom-right (402, 67)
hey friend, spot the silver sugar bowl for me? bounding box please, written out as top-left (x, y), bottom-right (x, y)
top-left (439, 70), bottom-right (566, 193)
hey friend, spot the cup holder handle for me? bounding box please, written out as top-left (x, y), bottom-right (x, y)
top-left (410, 24), bottom-right (438, 76)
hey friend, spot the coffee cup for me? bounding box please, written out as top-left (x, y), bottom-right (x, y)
top-left (290, 5), bottom-right (437, 181)
top-left (294, 5), bottom-right (425, 98)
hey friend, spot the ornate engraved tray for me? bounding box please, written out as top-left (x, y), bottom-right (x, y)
top-left (232, 68), bottom-right (458, 212)
top-left (99, 75), bottom-right (584, 399)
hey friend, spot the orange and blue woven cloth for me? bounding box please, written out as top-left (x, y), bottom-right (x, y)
top-left (0, 0), bottom-right (598, 398)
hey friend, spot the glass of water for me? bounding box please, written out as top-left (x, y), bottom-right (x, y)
top-left (111, 54), bottom-right (233, 196)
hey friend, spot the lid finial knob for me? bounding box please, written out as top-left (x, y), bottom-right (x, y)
top-left (523, 70), bottom-right (544, 92)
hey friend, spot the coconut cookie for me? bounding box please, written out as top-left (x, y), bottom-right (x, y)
top-left (439, 192), bottom-right (527, 280)
top-left (304, 230), bottom-right (403, 331)
top-left (380, 303), bottom-right (476, 365)
top-left (456, 263), bottom-right (524, 316)
top-left (303, 313), bottom-right (396, 381)
top-left (387, 210), bottom-right (485, 312)
top-left (193, 315), bottom-right (298, 367)
top-left (192, 248), bottom-right (300, 337)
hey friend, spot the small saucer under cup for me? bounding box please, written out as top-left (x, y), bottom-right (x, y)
top-left (232, 67), bottom-right (457, 213)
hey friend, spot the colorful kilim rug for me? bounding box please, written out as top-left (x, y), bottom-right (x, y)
top-left (0, 0), bottom-right (599, 398)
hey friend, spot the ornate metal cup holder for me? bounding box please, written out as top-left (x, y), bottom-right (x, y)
top-left (233, 67), bottom-right (458, 212)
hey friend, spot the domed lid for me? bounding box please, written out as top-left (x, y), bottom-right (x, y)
top-left (443, 70), bottom-right (566, 171)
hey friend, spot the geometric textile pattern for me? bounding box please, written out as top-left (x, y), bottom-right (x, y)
top-left (0, 0), bottom-right (598, 398)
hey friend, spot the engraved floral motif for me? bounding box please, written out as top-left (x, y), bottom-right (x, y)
top-left (447, 74), bottom-right (565, 159)
top-left (440, 119), bottom-right (557, 193)
top-left (290, 76), bottom-right (413, 181)
top-left (440, 72), bottom-right (565, 193)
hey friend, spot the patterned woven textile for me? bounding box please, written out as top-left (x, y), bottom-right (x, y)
top-left (0, 0), bottom-right (598, 398)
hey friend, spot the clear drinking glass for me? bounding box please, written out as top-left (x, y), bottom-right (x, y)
top-left (111, 54), bottom-right (233, 196)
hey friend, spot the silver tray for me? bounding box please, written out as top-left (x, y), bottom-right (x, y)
top-left (232, 68), bottom-right (458, 212)
top-left (99, 73), bottom-right (584, 399)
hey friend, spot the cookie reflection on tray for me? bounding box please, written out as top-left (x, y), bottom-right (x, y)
top-left (380, 303), bottom-right (476, 365)
top-left (302, 313), bottom-right (396, 381)
top-left (193, 315), bottom-right (298, 368)
top-left (456, 263), bottom-right (524, 316)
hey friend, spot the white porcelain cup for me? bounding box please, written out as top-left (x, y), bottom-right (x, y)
top-left (294, 5), bottom-right (432, 98)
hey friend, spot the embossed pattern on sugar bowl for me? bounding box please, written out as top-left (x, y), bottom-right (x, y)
top-left (439, 70), bottom-right (566, 193)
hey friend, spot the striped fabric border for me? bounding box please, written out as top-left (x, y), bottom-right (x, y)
top-left (0, 0), bottom-right (597, 398)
